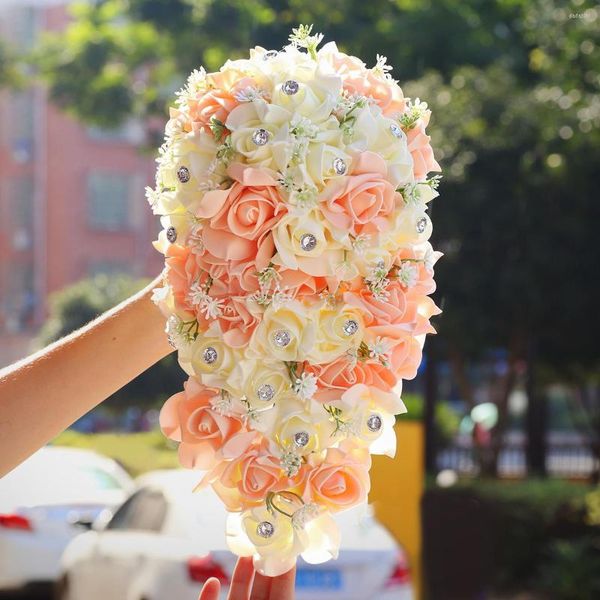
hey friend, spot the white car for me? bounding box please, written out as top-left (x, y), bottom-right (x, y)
top-left (59, 469), bottom-right (413, 600)
top-left (0, 446), bottom-right (133, 594)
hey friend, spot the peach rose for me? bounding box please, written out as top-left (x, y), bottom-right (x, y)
top-left (303, 446), bottom-right (371, 512)
top-left (343, 71), bottom-right (406, 117)
top-left (216, 295), bottom-right (261, 347)
top-left (187, 70), bottom-right (259, 137)
top-left (406, 114), bottom-right (441, 180)
top-left (344, 281), bottom-right (418, 328)
top-left (366, 325), bottom-right (423, 380)
top-left (210, 444), bottom-right (289, 511)
top-left (319, 152), bottom-right (398, 236)
top-left (159, 378), bottom-right (255, 469)
top-left (308, 357), bottom-right (397, 403)
top-left (195, 164), bottom-right (284, 269)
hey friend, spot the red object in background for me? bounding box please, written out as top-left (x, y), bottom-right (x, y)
top-left (187, 555), bottom-right (229, 584)
top-left (385, 553), bottom-right (411, 587)
top-left (0, 513), bottom-right (33, 531)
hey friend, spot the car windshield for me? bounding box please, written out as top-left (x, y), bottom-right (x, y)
top-left (0, 449), bottom-right (126, 509)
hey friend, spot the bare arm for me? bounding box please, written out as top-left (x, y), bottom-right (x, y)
top-left (0, 275), bottom-right (173, 477)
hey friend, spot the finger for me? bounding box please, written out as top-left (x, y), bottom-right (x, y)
top-left (268, 565), bottom-right (296, 600)
top-left (249, 572), bottom-right (272, 600)
top-left (228, 556), bottom-right (255, 600)
top-left (199, 577), bottom-right (221, 600)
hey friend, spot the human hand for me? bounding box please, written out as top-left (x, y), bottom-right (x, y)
top-left (199, 556), bottom-right (295, 600)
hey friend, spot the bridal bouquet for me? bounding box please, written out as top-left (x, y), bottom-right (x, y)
top-left (149, 25), bottom-right (441, 576)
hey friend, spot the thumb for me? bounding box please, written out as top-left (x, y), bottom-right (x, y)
top-left (199, 577), bottom-right (221, 600)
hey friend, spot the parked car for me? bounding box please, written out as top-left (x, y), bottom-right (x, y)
top-left (58, 469), bottom-right (413, 600)
top-left (0, 446), bottom-right (133, 594)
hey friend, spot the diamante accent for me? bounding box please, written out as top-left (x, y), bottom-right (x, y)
top-left (202, 346), bottom-right (218, 364)
top-left (282, 80), bottom-right (299, 95)
top-left (263, 50), bottom-right (278, 60)
top-left (257, 521), bottom-right (275, 538)
top-left (294, 431), bottom-right (310, 447)
top-left (416, 216), bottom-right (428, 234)
top-left (257, 383), bottom-right (275, 402)
top-left (390, 123), bottom-right (403, 138)
top-left (177, 166), bottom-right (190, 183)
top-left (252, 128), bottom-right (270, 146)
top-left (300, 233), bottom-right (317, 251)
top-left (166, 226), bottom-right (177, 243)
top-left (343, 319), bottom-right (359, 336)
top-left (332, 157), bottom-right (347, 175)
top-left (367, 414), bottom-right (383, 432)
top-left (273, 329), bottom-right (292, 347)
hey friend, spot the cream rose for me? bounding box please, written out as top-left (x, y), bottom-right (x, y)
top-left (305, 305), bottom-right (365, 365)
top-left (248, 300), bottom-right (315, 362)
top-left (272, 209), bottom-right (346, 277)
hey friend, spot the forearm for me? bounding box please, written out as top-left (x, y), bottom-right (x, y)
top-left (0, 276), bottom-right (173, 476)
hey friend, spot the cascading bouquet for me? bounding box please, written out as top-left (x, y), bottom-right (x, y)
top-left (149, 25), bottom-right (441, 576)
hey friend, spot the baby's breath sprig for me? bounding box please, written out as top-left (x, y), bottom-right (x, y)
top-left (364, 261), bottom-right (391, 300)
top-left (372, 54), bottom-right (394, 81)
top-left (257, 263), bottom-right (281, 289)
top-left (288, 24), bottom-right (324, 60)
top-left (398, 98), bottom-right (429, 130)
top-left (215, 136), bottom-right (236, 166)
top-left (175, 67), bottom-right (208, 106)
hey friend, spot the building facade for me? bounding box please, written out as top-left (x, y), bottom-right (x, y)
top-left (0, 1), bottom-right (162, 366)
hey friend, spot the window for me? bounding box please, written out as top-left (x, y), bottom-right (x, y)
top-left (106, 489), bottom-right (167, 533)
top-left (87, 172), bottom-right (132, 231)
top-left (11, 176), bottom-right (34, 250)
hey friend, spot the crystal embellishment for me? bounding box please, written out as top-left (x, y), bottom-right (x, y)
top-left (367, 414), bottom-right (383, 432)
top-left (177, 166), bottom-right (190, 183)
top-left (263, 50), bottom-right (278, 60)
top-left (166, 226), bottom-right (177, 243)
top-left (416, 216), bottom-right (428, 234)
top-left (202, 346), bottom-right (218, 365)
top-left (300, 233), bottom-right (317, 252)
top-left (332, 157), bottom-right (347, 175)
top-left (343, 319), bottom-right (359, 336)
top-left (257, 521), bottom-right (275, 538)
top-left (252, 128), bottom-right (270, 146)
top-left (257, 384), bottom-right (275, 402)
top-left (390, 123), bottom-right (403, 138)
top-left (273, 329), bottom-right (292, 347)
top-left (294, 431), bottom-right (310, 448)
top-left (282, 80), bottom-right (299, 95)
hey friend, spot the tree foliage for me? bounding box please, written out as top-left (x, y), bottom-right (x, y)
top-left (30, 0), bottom-right (599, 380)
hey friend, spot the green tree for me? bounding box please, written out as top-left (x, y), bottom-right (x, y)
top-left (39, 274), bottom-right (185, 409)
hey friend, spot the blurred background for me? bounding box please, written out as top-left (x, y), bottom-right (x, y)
top-left (0, 0), bottom-right (598, 599)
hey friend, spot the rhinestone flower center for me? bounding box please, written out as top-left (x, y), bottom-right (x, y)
top-left (273, 329), bottom-right (292, 347)
top-left (177, 166), bottom-right (190, 183)
top-left (252, 128), bottom-right (270, 146)
top-left (343, 319), bottom-right (359, 336)
top-left (300, 233), bottom-right (317, 252)
top-left (202, 347), bottom-right (218, 364)
top-left (367, 414), bottom-right (383, 432)
top-left (166, 226), bottom-right (177, 243)
top-left (257, 521), bottom-right (275, 538)
top-left (294, 431), bottom-right (310, 447)
top-left (257, 384), bottom-right (275, 402)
